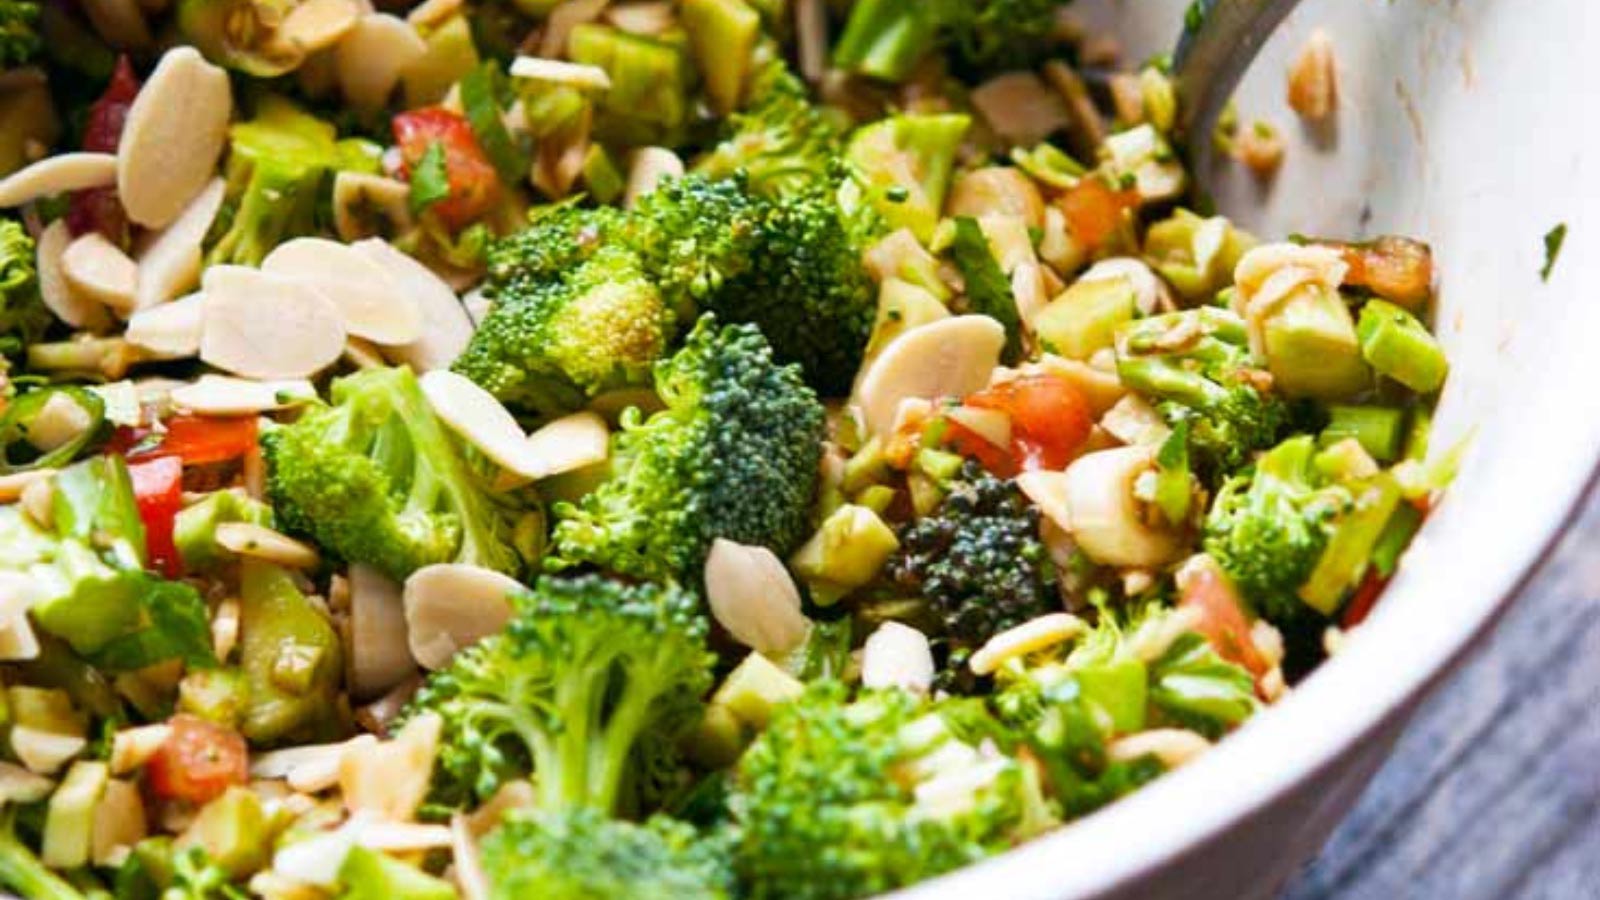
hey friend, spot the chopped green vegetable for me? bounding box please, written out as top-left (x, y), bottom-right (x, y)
top-left (949, 217), bottom-right (1023, 364)
top-left (1541, 223), bottom-right (1567, 282)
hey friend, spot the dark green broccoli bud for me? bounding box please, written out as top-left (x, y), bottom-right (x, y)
top-left (1203, 436), bottom-right (1343, 623)
top-left (886, 462), bottom-right (1056, 678)
top-left (0, 0), bottom-right (40, 68)
top-left (263, 366), bottom-right (540, 581)
top-left (730, 682), bottom-right (1051, 900)
top-left (834, 0), bottom-right (1071, 83)
top-left (552, 315), bottom-right (824, 583)
top-left (483, 202), bottom-right (630, 290)
top-left (480, 807), bottom-right (733, 900)
top-left (630, 174), bottom-right (769, 312)
top-left (0, 218), bottom-right (53, 362)
top-left (1115, 307), bottom-right (1291, 480)
top-left (405, 575), bottom-right (714, 809)
top-left (694, 60), bottom-right (845, 199)
top-left (454, 243), bottom-right (678, 415)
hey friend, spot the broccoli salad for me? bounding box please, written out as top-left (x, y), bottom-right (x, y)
top-left (0, 0), bottom-right (1453, 897)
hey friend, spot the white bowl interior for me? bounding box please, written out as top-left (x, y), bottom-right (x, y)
top-left (898, 1), bottom-right (1600, 896)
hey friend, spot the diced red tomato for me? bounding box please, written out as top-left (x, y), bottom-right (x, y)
top-left (1340, 571), bottom-right (1388, 629)
top-left (127, 456), bottom-right (184, 577)
top-left (1056, 178), bottom-right (1138, 252)
top-left (112, 415), bottom-right (259, 467)
top-left (392, 107), bottom-right (499, 232)
top-left (966, 374), bottom-right (1094, 472)
top-left (68, 56), bottom-right (140, 241)
top-left (1179, 563), bottom-right (1269, 677)
top-left (146, 715), bottom-right (249, 805)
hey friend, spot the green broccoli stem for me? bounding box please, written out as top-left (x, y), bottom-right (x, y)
top-left (1116, 356), bottom-right (1230, 410)
top-left (833, 0), bottom-right (938, 82)
top-left (0, 811), bottom-right (83, 900)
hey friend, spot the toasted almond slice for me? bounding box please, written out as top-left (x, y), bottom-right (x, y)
top-left (80, 0), bottom-right (152, 49)
top-left (275, 0), bottom-right (360, 55)
top-left (508, 55), bottom-right (612, 90)
top-left (261, 237), bottom-right (423, 345)
top-left (1015, 469), bottom-right (1072, 533)
top-left (406, 0), bottom-right (461, 27)
top-left (133, 177), bottom-right (225, 310)
top-left (125, 292), bottom-right (204, 359)
top-left (501, 411), bottom-right (609, 486)
top-left (353, 821), bottom-right (454, 851)
top-left (251, 735), bottom-right (375, 781)
top-left (60, 233), bottom-right (138, 314)
top-left (623, 147), bottom-right (684, 208)
top-left (854, 315), bottom-right (1006, 437)
top-left (348, 564), bottom-right (415, 701)
top-left (200, 266), bottom-right (347, 379)
top-left (1062, 446), bottom-right (1186, 568)
top-left (333, 172), bottom-right (413, 242)
top-left (215, 522), bottom-right (321, 569)
top-left (170, 375), bottom-right (315, 416)
top-left (109, 724), bottom-right (172, 775)
top-left (969, 613), bottom-right (1088, 676)
top-left (1108, 729), bottom-right (1212, 768)
top-left (0, 153), bottom-right (117, 208)
top-left (451, 812), bottom-right (491, 900)
top-left (354, 238), bottom-right (472, 372)
top-left (402, 564), bottom-right (521, 670)
top-left (337, 14), bottom-right (427, 113)
top-left (0, 572), bottom-right (40, 662)
top-left (704, 539), bottom-right (809, 655)
top-left (419, 370), bottom-right (546, 479)
top-left (35, 221), bottom-right (109, 330)
top-left (118, 47), bottom-right (232, 229)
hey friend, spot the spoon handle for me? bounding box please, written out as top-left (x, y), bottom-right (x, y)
top-left (1172, 0), bottom-right (1302, 175)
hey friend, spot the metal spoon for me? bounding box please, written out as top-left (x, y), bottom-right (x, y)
top-left (1171, 0), bottom-right (1302, 192)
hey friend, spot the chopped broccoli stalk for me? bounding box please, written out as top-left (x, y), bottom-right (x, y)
top-left (1356, 299), bottom-right (1449, 394)
top-left (791, 504), bottom-right (900, 601)
top-left (1370, 500), bottom-right (1424, 579)
top-left (846, 114), bottom-right (971, 242)
top-left (481, 807), bottom-right (733, 900)
top-left (1256, 283), bottom-right (1371, 399)
top-left (832, 0), bottom-right (937, 82)
top-left (0, 0), bottom-right (40, 67)
top-left (405, 575), bottom-right (714, 809)
top-left (1298, 472), bottom-right (1401, 615)
top-left (173, 490), bottom-right (274, 572)
top-left (207, 97), bottom-right (378, 267)
top-left (0, 219), bottom-right (52, 363)
top-left (1072, 657), bottom-right (1148, 735)
top-left (0, 809), bottom-right (82, 900)
top-left (42, 760), bottom-right (106, 869)
top-left (730, 683), bottom-right (1051, 899)
top-left (1033, 274), bottom-right (1138, 361)
top-left (237, 560), bottom-right (343, 744)
top-left (1152, 420), bottom-right (1195, 527)
top-left (1320, 404), bottom-right (1407, 463)
top-left (681, 0), bottom-right (761, 115)
top-left (338, 845), bottom-right (456, 900)
top-left (568, 24), bottom-right (693, 145)
top-left (264, 366), bottom-right (541, 580)
top-left (835, 0), bottom-right (1068, 82)
top-left (1147, 632), bottom-right (1258, 737)
top-left (1115, 308), bottom-right (1291, 480)
top-left (1142, 210), bottom-right (1255, 304)
top-left (949, 217), bottom-right (1024, 364)
top-left (551, 316), bottom-right (824, 583)
top-left (695, 60), bottom-right (844, 198)
top-left (179, 785), bottom-right (269, 877)
top-left (712, 651), bottom-right (804, 731)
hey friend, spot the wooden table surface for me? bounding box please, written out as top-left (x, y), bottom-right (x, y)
top-left (1280, 493), bottom-right (1600, 899)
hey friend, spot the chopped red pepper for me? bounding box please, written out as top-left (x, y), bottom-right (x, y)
top-left (1179, 563), bottom-right (1270, 678)
top-left (1340, 571), bottom-right (1388, 629)
top-left (941, 419), bottom-right (1018, 478)
top-left (965, 374), bottom-right (1094, 472)
top-left (112, 415), bottom-right (259, 467)
top-left (145, 714), bottom-right (249, 804)
top-left (127, 455), bottom-right (183, 577)
top-left (1056, 177), bottom-right (1139, 253)
top-left (68, 56), bottom-right (140, 242)
top-left (391, 107), bottom-right (499, 232)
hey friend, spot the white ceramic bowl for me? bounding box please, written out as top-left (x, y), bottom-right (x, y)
top-left (897, 1), bottom-right (1600, 897)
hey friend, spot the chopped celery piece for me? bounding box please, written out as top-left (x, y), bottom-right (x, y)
top-left (1010, 143), bottom-right (1085, 190)
top-left (339, 845), bottom-right (456, 900)
top-left (174, 490), bottom-right (273, 572)
top-left (1320, 404), bottom-right (1407, 463)
top-left (840, 437), bottom-right (891, 495)
top-left (581, 144), bottom-right (625, 205)
top-left (1033, 276), bottom-right (1138, 360)
top-left (1152, 420), bottom-right (1193, 526)
top-left (179, 787), bottom-right (269, 877)
top-left (1357, 299), bottom-right (1449, 394)
top-left (832, 0), bottom-right (936, 82)
top-left (791, 504), bottom-right (900, 597)
top-left (1260, 284), bottom-right (1371, 399)
top-left (712, 652), bottom-right (804, 730)
top-left (569, 24), bottom-right (692, 144)
top-left (1075, 659), bottom-right (1148, 735)
top-left (1371, 502), bottom-right (1424, 578)
top-left (847, 113), bottom-right (971, 242)
top-left (1299, 473), bottom-right (1402, 615)
top-left (681, 0), bottom-right (761, 115)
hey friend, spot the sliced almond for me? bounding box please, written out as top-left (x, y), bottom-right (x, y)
top-left (969, 613), bottom-right (1088, 676)
top-left (0, 761), bottom-right (55, 805)
top-left (274, 0), bottom-right (361, 55)
top-left (261, 237), bottom-right (423, 345)
top-left (215, 522), bottom-right (321, 569)
top-left (1015, 470), bottom-right (1072, 534)
top-left (500, 411), bottom-right (609, 486)
top-left (509, 56), bottom-right (612, 90)
top-left (402, 564), bottom-right (521, 671)
top-left (251, 735), bottom-right (375, 782)
top-left (0, 153), bottom-right (117, 208)
top-left (538, 0), bottom-right (607, 57)
top-left (118, 47), bottom-right (232, 229)
top-left (35, 222), bottom-right (109, 331)
top-left (353, 238), bottom-right (472, 371)
top-left (60, 233), bottom-right (138, 315)
top-left (347, 564), bottom-right (416, 701)
top-left (339, 712), bottom-right (440, 822)
top-left (125, 292), bottom-right (204, 359)
top-left (854, 315), bottom-right (1006, 437)
top-left (333, 172), bottom-right (413, 243)
top-left (1108, 729), bottom-right (1212, 768)
top-left (1062, 446), bottom-right (1186, 568)
top-left (704, 539), bottom-right (810, 655)
top-left (200, 266), bottom-right (347, 379)
top-left (134, 177), bottom-right (226, 310)
top-left (170, 375), bottom-right (315, 416)
top-left (624, 147), bottom-right (684, 208)
top-left (406, 0), bottom-right (462, 27)
top-left (861, 622), bottom-right (935, 694)
top-left (0, 572), bottom-right (40, 661)
top-left (336, 14), bottom-right (427, 113)
top-left (418, 370), bottom-right (546, 479)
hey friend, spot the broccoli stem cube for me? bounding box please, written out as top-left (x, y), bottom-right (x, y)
top-left (1034, 275), bottom-right (1139, 360)
top-left (1357, 299), bottom-right (1449, 394)
top-left (1298, 472), bottom-right (1402, 615)
top-left (1319, 404), bottom-right (1408, 463)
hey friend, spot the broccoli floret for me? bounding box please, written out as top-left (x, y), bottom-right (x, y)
top-left (0, 0), bottom-right (39, 68)
top-left (885, 463), bottom-right (1056, 678)
top-left (1115, 307), bottom-right (1292, 480)
top-left (1202, 436), bottom-right (1345, 623)
top-left (454, 243), bottom-right (678, 415)
top-left (481, 807), bottom-right (733, 900)
top-left (834, 0), bottom-right (1071, 83)
top-left (695, 61), bottom-right (844, 199)
top-left (729, 682), bottom-right (1049, 900)
top-left (207, 97), bottom-right (378, 267)
top-left (263, 366), bottom-right (540, 581)
top-left (0, 218), bottom-right (52, 362)
top-left (552, 315), bottom-right (824, 583)
top-left (630, 175), bottom-right (769, 312)
top-left (406, 575), bottom-right (714, 809)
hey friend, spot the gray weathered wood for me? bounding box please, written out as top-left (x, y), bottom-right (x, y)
top-left (1282, 494), bottom-right (1600, 899)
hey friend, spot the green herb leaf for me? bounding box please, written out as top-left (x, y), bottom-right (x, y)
top-left (1541, 222), bottom-right (1567, 282)
top-left (409, 141), bottom-right (452, 214)
top-left (461, 62), bottom-right (530, 184)
top-left (949, 216), bottom-right (1023, 364)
